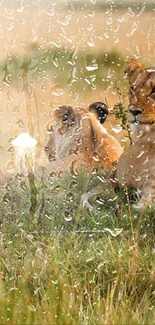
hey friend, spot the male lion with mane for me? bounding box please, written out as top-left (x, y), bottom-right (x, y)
top-left (43, 102), bottom-right (123, 175)
top-left (116, 59), bottom-right (155, 208)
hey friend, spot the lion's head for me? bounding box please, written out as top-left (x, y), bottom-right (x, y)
top-left (125, 59), bottom-right (155, 126)
top-left (116, 59), bottom-right (155, 208)
top-left (44, 102), bottom-right (122, 174)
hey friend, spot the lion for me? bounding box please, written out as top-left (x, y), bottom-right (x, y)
top-left (0, 101), bottom-right (123, 189)
top-left (116, 58), bottom-right (155, 208)
top-left (43, 102), bottom-right (123, 176)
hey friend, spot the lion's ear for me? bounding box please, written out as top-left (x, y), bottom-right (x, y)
top-left (54, 105), bottom-right (75, 125)
top-left (124, 59), bottom-right (143, 84)
top-left (88, 102), bottom-right (109, 124)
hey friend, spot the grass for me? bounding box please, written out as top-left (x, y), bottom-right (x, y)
top-left (1, 45), bottom-right (125, 92)
top-left (0, 36), bottom-right (154, 325)
top-left (0, 169), bottom-right (154, 324)
top-left (64, 1), bottom-right (155, 12)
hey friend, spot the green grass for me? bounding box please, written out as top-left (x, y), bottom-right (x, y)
top-left (64, 1), bottom-right (155, 12)
top-left (0, 169), bottom-right (154, 324)
top-left (0, 43), bottom-right (154, 324)
top-left (1, 45), bottom-right (125, 92)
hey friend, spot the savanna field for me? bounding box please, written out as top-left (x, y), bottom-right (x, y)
top-left (0, 1), bottom-right (155, 324)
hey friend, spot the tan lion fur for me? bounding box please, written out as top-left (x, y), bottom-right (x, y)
top-left (116, 59), bottom-right (155, 208)
top-left (44, 104), bottom-right (123, 175)
top-left (0, 102), bottom-right (123, 186)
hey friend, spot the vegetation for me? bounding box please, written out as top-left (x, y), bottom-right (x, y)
top-left (0, 169), bottom-right (154, 324)
top-left (113, 88), bottom-right (132, 144)
top-left (1, 46), bottom-right (125, 92)
top-left (0, 36), bottom-right (154, 325)
top-left (64, 1), bottom-right (155, 12)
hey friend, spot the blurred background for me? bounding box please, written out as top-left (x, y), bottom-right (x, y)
top-left (0, 0), bottom-right (155, 172)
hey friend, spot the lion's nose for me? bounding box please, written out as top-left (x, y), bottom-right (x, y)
top-left (129, 108), bottom-right (143, 116)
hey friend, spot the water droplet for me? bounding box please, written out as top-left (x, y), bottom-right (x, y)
top-left (17, 6), bottom-right (24, 13)
top-left (104, 228), bottom-right (123, 237)
top-left (52, 280), bottom-right (58, 284)
top-left (6, 160), bottom-right (14, 171)
top-left (86, 257), bottom-right (94, 262)
top-left (7, 22), bottom-right (14, 31)
top-left (87, 24), bottom-right (94, 32)
top-left (84, 78), bottom-right (91, 85)
top-left (114, 38), bottom-right (119, 44)
top-left (112, 126), bottom-right (122, 134)
top-left (126, 22), bottom-right (138, 37)
top-left (64, 216), bottom-right (72, 222)
top-left (28, 305), bottom-right (36, 312)
top-left (92, 153), bottom-right (99, 161)
top-left (106, 18), bottom-right (113, 26)
top-left (87, 39), bottom-right (95, 47)
top-left (118, 13), bottom-right (133, 23)
top-left (57, 15), bottom-right (71, 26)
top-left (45, 214), bottom-right (53, 220)
top-left (8, 146), bottom-right (14, 153)
top-left (86, 64), bottom-right (98, 72)
top-left (16, 119), bottom-right (24, 128)
top-left (46, 9), bottom-right (55, 17)
top-left (104, 32), bottom-right (110, 39)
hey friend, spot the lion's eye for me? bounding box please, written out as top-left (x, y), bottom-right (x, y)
top-left (150, 87), bottom-right (155, 95)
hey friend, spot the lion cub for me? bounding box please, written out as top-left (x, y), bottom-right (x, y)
top-left (116, 59), bottom-right (155, 208)
top-left (44, 102), bottom-right (123, 175)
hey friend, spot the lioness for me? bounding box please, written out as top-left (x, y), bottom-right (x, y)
top-left (0, 102), bottom-right (123, 187)
top-left (44, 102), bottom-right (123, 175)
top-left (116, 59), bottom-right (155, 208)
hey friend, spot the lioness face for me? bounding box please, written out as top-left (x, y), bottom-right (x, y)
top-left (125, 59), bottom-right (155, 125)
top-left (52, 105), bottom-right (75, 134)
top-left (45, 102), bottom-right (110, 161)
